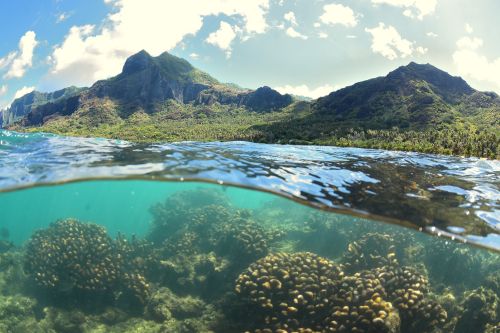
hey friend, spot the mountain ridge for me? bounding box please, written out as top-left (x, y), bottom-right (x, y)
top-left (3, 51), bottom-right (498, 158)
top-left (3, 50), bottom-right (293, 128)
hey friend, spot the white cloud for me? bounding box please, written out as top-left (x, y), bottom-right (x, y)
top-left (426, 31), bottom-right (438, 37)
top-left (206, 21), bottom-right (238, 58)
top-left (318, 32), bottom-right (328, 39)
top-left (284, 11), bottom-right (297, 26)
top-left (371, 0), bottom-right (437, 20)
top-left (313, 22), bottom-right (321, 28)
top-left (465, 23), bottom-right (473, 34)
top-left (365, 23), bottom-right (414, 60)
top-left (48, 0), bottom-right (270, 87)
top-left (0, 85), bottom-right (7, 96)
top-left (319, 3), bottom-right (358, 27)
top-left (189, 53), bottom-right (199, 59)
top-left (57, 12), bottom-right (71, 23)
top-left (416, 46), bottom-right (428, 54)
top-left (346, 35), bottom-right (357, 39)
top-left (0, 52), bottom-right (16, 70)
top-left (286, 27), bottom-right (308, 40)
top-left (275, 84), bottom-right (335, 99)
top-left (456, 36), bottom-right (482, 50)
top-left (13, 86), bottom-right (35, 100)
top-left (1, 31), bottom-right (39, 79)
top-left (453, 35), bottom-right (500, 92)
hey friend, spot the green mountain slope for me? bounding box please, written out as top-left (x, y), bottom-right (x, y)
top-left (11, 50), bottom-right (292, 127)
top-left (312, 62), bottom-right (498, 129)
top-left (5, 56), bottom-right (499, 158)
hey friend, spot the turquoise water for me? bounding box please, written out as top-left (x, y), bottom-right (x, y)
top-left (0, 181), bottom-right (271, 245)
top-left (1, 130), bottom-right (499, 250)
top-left (0, 130), bottom-right (499, 332)
top-left (0, 180), bottom-right (498, 332)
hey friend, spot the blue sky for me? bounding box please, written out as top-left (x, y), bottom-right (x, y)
top-left (1, 0), bottom-right (500, 109)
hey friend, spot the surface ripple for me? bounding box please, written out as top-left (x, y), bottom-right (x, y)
top-left (1, 130), bottom-right (499, 250)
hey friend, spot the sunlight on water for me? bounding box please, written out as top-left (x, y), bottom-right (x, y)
top-left (0, 130), bottom-right (499, 250)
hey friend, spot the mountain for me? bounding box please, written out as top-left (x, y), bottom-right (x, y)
top-left (312, 62), bottom-right (499, 129)
top-left (8, 50), bottom-right (292, 128)
top-left (4, 56), bottom-right (498, 158)
top-left (1, 86), bottom-right (84, 127)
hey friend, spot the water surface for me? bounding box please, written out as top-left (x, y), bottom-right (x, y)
top-left (1, 129), bottom-right (498, 250)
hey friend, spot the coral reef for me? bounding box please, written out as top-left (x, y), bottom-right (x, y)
top-left (0, 188), bottom-right (497, 332)
top-left (235, 252), bottom-right (402, 333)
top-left (157, 251), bottom-right (230, 297)
top-left (148, 188), bottom-right (231, 244)
top-left (24, 219), bottom-right (150, 310)
top-left (374, 265), bottom-right (447, 332)
top-left (147, 195), bottom-right (285, 300)
top-left (25, 219), bottom-right (120, 293)
top-left (325, 270), bottom-right (400, 333)
top-left (0, 295), bottom-right (39, 333)
top-left (235, 247), bottom-right (448, 333)
top-left (218, 219), bottom-right (284, 261)
top-left (423, 239), bottom-right (486, 291)
top-left (235, 252), bottom-right (346, 332)
top-left (453, 287), bottom-right (499, 333)
top-left (342, 233), bottom-right (399, 273)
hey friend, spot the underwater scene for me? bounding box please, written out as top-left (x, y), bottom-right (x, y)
top-left (0, 180), bottom-right (499, 333)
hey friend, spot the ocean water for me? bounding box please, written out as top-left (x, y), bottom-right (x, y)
top-left (0, 130), bottom-right (499, 332)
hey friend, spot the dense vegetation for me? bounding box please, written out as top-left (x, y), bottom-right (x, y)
top-left (15, 99), bottom-right (499, 159)
top-left (4, 53), bottom-right (499, 159)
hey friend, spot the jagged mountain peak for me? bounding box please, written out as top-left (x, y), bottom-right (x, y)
top-left (121, 50), bottom-right (154, 75)
top-left (121, 49), bottom-right (197, 81)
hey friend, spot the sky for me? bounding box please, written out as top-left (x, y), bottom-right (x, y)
top-left (1, 0), bottom-right (500, 110)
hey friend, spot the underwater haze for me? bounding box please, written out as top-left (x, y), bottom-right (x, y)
top-left (0, 130), bottom-right (499, 332)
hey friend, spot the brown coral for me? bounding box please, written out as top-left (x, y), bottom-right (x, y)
top-left (235, 252), bottom-right (344, 332)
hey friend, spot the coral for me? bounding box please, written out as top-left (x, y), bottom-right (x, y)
top-left (454, 287), bottom-right (499, 333)
top-left (0, 294), bottom-right (41, 332)
top-left (325, 270), bottom-right (400, 333)
top-left (0, 239), bottom-right (13, 253)
top-left (24, 219), bottom-right (150, 310)
top-left (342, 233), bottom-right (399, 273)
top-left (485, 270), bottom-right (500, 295)
top-left (147, 193), bottom-right (285, 300)
top-left (0, 251), bottom-right (26, 295)
top-left (374, 265), bottom-right (447, 333)
top-left (157, 251), bottom-right (230, 298)
top-left (148, 188), bottom-right (231, 244)
top-left (25, 219), bottom-right (119, 293)
top-left (235, 252), bottom-right (344, 331)
top-left (114, 234), bottom-right (154, 307)
top-left (146, 287), bottom-right (205, 322)
top-left (218, 218), bottom-right (284, 261)
top-left (423, 239), bottom-right (486, 291)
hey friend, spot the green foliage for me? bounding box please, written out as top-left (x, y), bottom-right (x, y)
top-left (21, 99), bottom-right (499, 159)
top-left (13, 61), bottom-right (500, 159)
